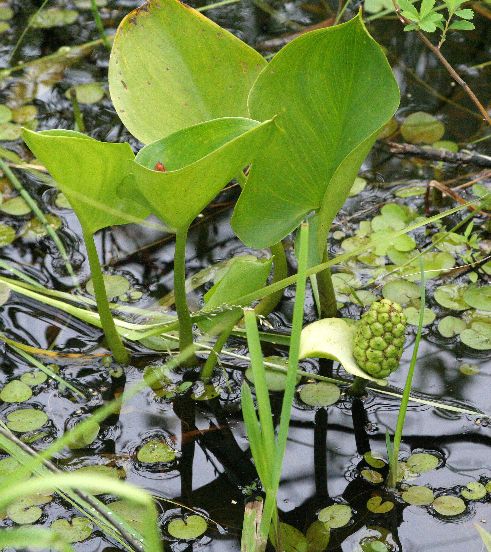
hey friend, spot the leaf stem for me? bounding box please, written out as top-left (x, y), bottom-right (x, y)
top-left (174, 228), bottom-right (196, 363)
top-left (90, 0), bottom-right (111, 50)
top-left (82, 228), bottom-right (129, 365)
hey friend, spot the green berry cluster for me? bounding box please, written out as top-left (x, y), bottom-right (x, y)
top-left (353, 299), bottom-right (407, 379)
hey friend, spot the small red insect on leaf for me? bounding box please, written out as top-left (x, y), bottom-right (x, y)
top-left (154, 162), bottom-right (166, 172)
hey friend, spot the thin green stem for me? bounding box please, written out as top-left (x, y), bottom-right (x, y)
top-left (174, 229), bottom-right (195, 362)
top-left (316, 260), bottom-right (338, 318)
top-left (82, 228), bottom-right (129, 365)
top-left (90, 0), bottom-right (111, 49)
top-left (8, 0), bottom-right (50, 64)
top-left (349, 376), bottom-right (369, 397)
top-left (200, 326), bottom-right (233, 381)
top-left (69, 89), bottom-right (85, 133)
top-left (387, 257), bottom-right (426, 488)
top-left (0, 158), bottom-right (79, 289)
top-left (255, 241), bottom-right (288, 317)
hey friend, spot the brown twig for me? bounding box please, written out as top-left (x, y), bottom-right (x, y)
top-left (428, 179), bottom-right (490, 216)
top-left (391, 1), bottom-right (491, 126)
top-left (387, 141), bottom-right (491, 167)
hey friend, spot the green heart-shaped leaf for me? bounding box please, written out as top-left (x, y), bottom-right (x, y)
top-left (109, 0), bottom-right (266, 144)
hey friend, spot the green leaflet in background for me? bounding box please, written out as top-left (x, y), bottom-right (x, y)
top-left (232, 14), bottom-right (400, 252)
top-left (108, 0), bottom-right (266, 144)
top-left (21, 129), bottom-right (151, 235)
top-left (124, 117), bottom-right (275, 232)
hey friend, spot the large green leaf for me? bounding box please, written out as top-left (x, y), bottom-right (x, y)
top-left (232, 15), bottom-right (400, 249)
top-left (108, 0), bottom-right (266, 144)
top-left (22, 129), bottom-right (151, 235)
top-left (123, 117), bottom-right (275, 232)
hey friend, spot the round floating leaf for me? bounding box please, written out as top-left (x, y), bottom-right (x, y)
top-left (395, 185), bottom-right (426, 198)
top-left (0, 223), bottom-right (16, 246)
top-left (11, 106), bottom-right (37, 124)
top-left (433, 140), bottom-right (458, 152)
top-left (364, 451), bottom-right (386, 469)
top-left (361, 469), bottom-right (384, 484)
top-left (382, 279), bottom-right (420, 306)
top-left (0, 380), bottom-right (33, 403)
top-left (361, 540), bottom-right (389, 552)
top-left (23, 214), bottom-right (61, 238)
top-left (461, 482), bottom-right (486, 501)
top-left (460, 322), bottom-right (491, 350)
top-left (137, 439), bottom-right (177, 463)
top-left (0, 21), bottom-right (9, 33)
top-left (401, 485), bottom-right (434, 505)
top-left (51, 517), bottom-right (93, 543)
top-left (0, 7), bottom-right (13, 20)
top-left (20, 370), bottom-right (48, 386)
top-left (434, 284), bottom-right (468, 310)
top-left (0, 196), bottom-right (32, 216)
top-left (7, 495), bottom-right (52, 525)
top-left (298, 382), bottom-right (340, 407)
top-left (74, 464), bottom-right (126, 487)
top-left (401, 112), bottom-right (445, 144)
top-left (66, 83), bottom-right (105, 105)
top-left (0, 281), bottom-right (10, 306)
top-left (110, 500), bottom-right (146, 533)
top-left (306, 520), bottom-right (330, 552)
top-left (0, 105), bottom-right (12, 124)
top-left (366, 496), bottom-right (394, 514)
top-left (432, 495), bottom-right (466, 516)
top-left (406, 452), bottom-right (439, 474)
top-left (318, 504), bottom-right (352, 529)
top-left (463, 285), bottom-right (491, 312)
top-left (403, 306), bottom-right (436, 326)
top-left (0, 122), bottom-right (22, 141)
top-left (459, 363), bottom-right (480, 376)
top-left (191, 383), bottom-right (220, 400)
top-left (67, 421), bottom-right (100, 449)
top-left (55, 192), bottom-right (72, 210)
top-left (245, 356), bottom-right (300, 392)
top-left (6, 408), bottom-right (48, 432)
top-left (167, 515), bottom-right (207, 540)
top-left (30, 8), bottom-right (78, 28)
top-left (349, 177), bottom-right (367, 197)
top-left (438, 316), bottom-right (466, 338)
top-left (86, 274), bottom-right (130, 300)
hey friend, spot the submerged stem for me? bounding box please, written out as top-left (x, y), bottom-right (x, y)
top-left (82, 229), bottom-right (129, 365)
top-left (200, 327), bottom-right (232, 381)
top-left (174, 228), bottom-right (196, 362)
top-left (316, 257), bottom-right (338, 318)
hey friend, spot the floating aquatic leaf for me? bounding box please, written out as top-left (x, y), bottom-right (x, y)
top-left (460, 322), bottom-right (491, 350)
top-left (459, 363), bottom-right (480, 376)
top-left (86, 274), bottom-right (130, 300)
top-left (306, 520), bottom-right (330, 552)
top-left (51, 517), bottom-right (93, 543)
top-left (366, 496), bottom-right (394, 514)
top-left (140, 335), bottom-right (179, 352)
top-left (0, 196), bottom-right (31, 216)
top-left (401, 485), bottom-right (434, 505)
top-left (23, 214), bottom-right (61, 238)
top-left (30, 8), bottom-right (78, 28)
top-left (67, 420), bottom-right (100, 449)
top-left (20, 370), bottom-right (48, 386)
top-left (403, 306), bottom-right (436, 326)
top-left (11, 106), bottom-right (37, 124)
top-left (434, 284), bottom-right (468, 310)
top-left (432, 231), bottom-right (467, 254)
top-left (167, 515), bottom-right (208, 540)
top-left (137, 439), bottom-right (177, 463)
top-left (349, 177), bottom-right (367, 197)
top-left (245, 356), bottom-right (300, 392)
top-left (438, 316), bottom-right (467, 338)
top-left (0, 281), bottom-right (10, 306)
top-left (432, 495), bottom-right (466, 516)
top-left (364, 451), bottom-right (386, 469)
top-left (318, 504), bottom-right (352, 529)
top-left (109, 500), bottom-right (146, 533)
top-left (0, 380), bottom-right (32, 403)
top-left (0, 223), bottom-right (16, 246)
top-left (0, 122), bottom-right (22, 141)
top-left (361, 469), bottom-right (384, 484)
top-left (74, 464), bottom-right (126, 486)
top-left (66, 83), bottom-right (105, 105)
top-left (361, 540), bottom-right (389, 552)
top-left (5, 408), bottom-right (48, 432)
top-left (191, 383), bottom-right (220, 401)
top-left (400, 112), bottom-right (445, 144)
top-left (395, 185), bottom-right (426, 198)
top-left (461, 481), bottom-right (486, 500)
top-left (382, 279), bottom-right (420, 306)
top-left (0, 105), bottom-right (11, 124)
top-left (406, 452), bottom-right (439, 474)
top-left (7, 494), bottom-right (52, 525)
top-left (351, 290), bottom-right (377, 306)
top-left (0, 21), bottom-right (9, 33)
top-left (300, 318), bottom-right (386, 384)
top-left (54, 192), bottom-right (72, 210)
top-left (298, 382), bottom-right (340, 407)
top-left (0, 7), bottom-right (13, 20)
top-left (463, 285), bottom-right (491, 312)
top-left (395, 251), bottom-right (455, 280)
top-left (271, 523), bottom-right (308, 552)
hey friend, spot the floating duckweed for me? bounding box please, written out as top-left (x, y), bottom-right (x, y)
top-left (298, 382), bottom-right (340, 407)
top-left (459, 363), bottom-right (480, 376)
top-left (463, 285), bottom-right (491, 312)
top-left (406, 452), bottom-right (440, 474)
top-left (460, 322), bottom-right (491, 350)
top-left (0, 380), bottom-right (33, 403)
top-left (167, 515), bottom-right (208, 540)
top-left (364, 451), bottom-right (386, 469)
top-left (432, 495), bottom-right (466, 516)
top-left (361, 469), bottom-right (384, 484)
top-left (318, 504), bottom-right (352, 529)
top-left (5, 408), bottom-right (48, 432)
top-left (7, 494), bottom-right (52, 525)
top-left (461, 481), bottom-right (486, 500)
top-left (366, 496), bottom-right (394, 514)
top-left (434, 284), bottom-right (468, 310)
top-left (438, 316), bottom-right (467, 338)
top-left (401, 485), bottom-right (435, 505)
top-left (403, 306), bottom-right (436, 326)
top-left (382, 279), bottom-right (420, 306)
top-left (137, 439), bottom-right (177, 463)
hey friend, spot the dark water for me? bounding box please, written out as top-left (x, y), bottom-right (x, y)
top-left (0, 1), bottom-right (490, 551)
